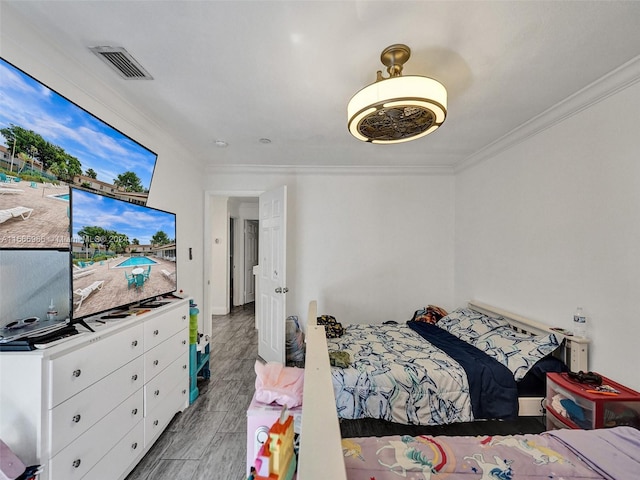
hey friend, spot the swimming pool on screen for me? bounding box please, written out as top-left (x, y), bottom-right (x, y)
top-left (115, 257), bottom-right (159, 268)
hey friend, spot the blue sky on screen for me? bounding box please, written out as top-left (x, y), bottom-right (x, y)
top-left (0, 58), bottom-right (156, 190)
top-left (72, 189), bottom-right (175, 246)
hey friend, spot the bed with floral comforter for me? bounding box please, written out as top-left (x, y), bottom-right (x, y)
top-left (327, 307), bottom-right (563, 426)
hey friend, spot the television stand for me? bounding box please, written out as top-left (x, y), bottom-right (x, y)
top-left (140, 301), bottom-right (169, 308)
top-left (72, 318), bottom-right (95, 332)
top-left (0, 299), bottom-right (190, 480)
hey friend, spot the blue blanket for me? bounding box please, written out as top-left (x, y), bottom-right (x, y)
top-left (407, 321), bottom-right (518, 419)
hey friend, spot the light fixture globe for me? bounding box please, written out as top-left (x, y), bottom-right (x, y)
top-left (347, 44), bottom-right (447, 144)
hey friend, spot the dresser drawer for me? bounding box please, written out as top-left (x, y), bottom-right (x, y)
top-left (144, 380), bottom-right (188, 448)
top-left (48, 324), bottom-right (144, 407)
top-left (144, 351), bottom-right (188, 414)
top-left (49, 356), bottom-right (144, 456)
top-left (144, 308), bottom-right (188, 352)
top-left (81, 421), bottom-right (144, 480)
top-left (49, 389), bottom-right (143, 480)
top-left (144, 330), bottom-right (188, 382)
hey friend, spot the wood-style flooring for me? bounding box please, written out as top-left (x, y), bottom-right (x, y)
top-left (126, 303), bottom-right (257, 480)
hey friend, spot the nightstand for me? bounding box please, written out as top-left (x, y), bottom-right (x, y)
top-left (546, 372), bottom-right (640, 430)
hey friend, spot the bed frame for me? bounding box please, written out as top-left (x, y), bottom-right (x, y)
top-left (297, 300), bottom-right (590, 480)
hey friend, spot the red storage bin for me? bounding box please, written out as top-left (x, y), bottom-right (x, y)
top-left (546, 372), bottom-right (640, 430)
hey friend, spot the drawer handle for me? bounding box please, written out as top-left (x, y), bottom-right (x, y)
top-left (182, 340), bottom-right (187, 345)
top-left (153, 419), bottom-right (159, 426)
top-left (131, 340), bottom-right (138, 347)
top-left (131, 374), bottom-right (138, 381)
top-left (72, 414), bottom-right (81, 423)
top-left (132, 408), bottom-right (138, 416)
top-left (153, 360), bottom-right (159, 366)
top-left (72, 369), bottom-right (81, 378)
top-left (154, 389), bottom-right (160, 396)
top-left (72, 459), bottom-right (81, 468)
top-left (153, 329), bottom-right (159, 336)
top-left (182, 364), bottom-right (187, 370)
top-left (182, 389), bottom-right (187, 395)
top-left (182, 315), bottom-right (187, 320)
top-left (132, 442), bottom-right (138, 450)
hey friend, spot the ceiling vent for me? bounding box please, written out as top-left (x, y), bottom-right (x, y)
top-left (89, 46), bottom-right (153, 80)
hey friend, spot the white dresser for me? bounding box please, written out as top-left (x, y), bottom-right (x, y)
top-left (0, 298), bottom-right (190, 480)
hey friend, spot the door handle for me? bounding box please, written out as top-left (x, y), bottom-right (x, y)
top-left (275, 287), bottom-right (282, 293)
top-left (282, 287), bottom-right (289, 293)
top-left (275, 287), bottom-right (289, 294)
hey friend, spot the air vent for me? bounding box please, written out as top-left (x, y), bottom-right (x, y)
top-left (89, 46), bottom-right (153, 80)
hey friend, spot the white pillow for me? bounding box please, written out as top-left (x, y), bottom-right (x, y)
top-left (473, 327), bottom-right (561, 381)
top-left (437, 308), bottom-right (509, 344)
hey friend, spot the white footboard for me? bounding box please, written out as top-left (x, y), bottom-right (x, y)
top-left (297, 300), bottom-right (346, 480)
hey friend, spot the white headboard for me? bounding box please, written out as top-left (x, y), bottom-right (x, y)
top-left (467, 300), bottom-right (589, 372)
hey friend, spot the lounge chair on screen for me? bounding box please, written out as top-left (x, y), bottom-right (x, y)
top-left (0, 206), bottom-right (34, 223)
top-left (73, 280), bottom-right (104, 308)
top-left (0, 187), bottom-right (24, 195)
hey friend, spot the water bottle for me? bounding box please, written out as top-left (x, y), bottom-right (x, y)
top-left (573, 307), bottom-right (587, 337)
top-left (47, 299), bottom-right (58, 321)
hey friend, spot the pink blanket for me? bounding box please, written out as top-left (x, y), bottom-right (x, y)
top-left (254, 361), bottom-right (304, 407)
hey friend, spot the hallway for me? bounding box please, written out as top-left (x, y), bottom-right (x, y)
top-left (126, 303), bottom-right (257, 480)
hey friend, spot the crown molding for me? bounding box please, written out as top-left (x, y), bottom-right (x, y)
top-left (455, 54), bottom-right (640, 173)
top-left (205, 164), bottom-right (455, 176)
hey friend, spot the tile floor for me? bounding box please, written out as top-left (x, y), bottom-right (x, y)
top-left (126, 303), bottom-right (257, 480)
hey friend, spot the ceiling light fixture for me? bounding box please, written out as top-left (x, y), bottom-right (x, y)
top-left (347, 44), bottom-right (447, 144)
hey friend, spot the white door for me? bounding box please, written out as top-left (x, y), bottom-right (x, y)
top-left (257, 185), bottom-right (287, 363)
top-left (244, 220), bottom-right (258, 303)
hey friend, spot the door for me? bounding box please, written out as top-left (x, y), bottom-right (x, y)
top-left (257, 185), bottom-right (287, 363)
top-left (229, 218), bottom-right (235, 307)
top-left (244, 220), bottom-right (258, 304)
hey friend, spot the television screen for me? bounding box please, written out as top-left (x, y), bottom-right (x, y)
top-left (70, 188), bottom-right (177, 321)
top-left (0, 249), bottom-right (70, 341)
top-left (0, 57), bottom-right (159, 249)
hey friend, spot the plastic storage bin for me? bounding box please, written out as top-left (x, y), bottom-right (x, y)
top-left (546, 372), bottom-right (640, 430)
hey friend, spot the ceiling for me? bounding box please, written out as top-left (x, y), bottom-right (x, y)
top-left (4, 1), bottom-right (640, 172)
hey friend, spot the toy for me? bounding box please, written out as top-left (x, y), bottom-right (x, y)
top-left (251, 407), bottom-right (297, 480)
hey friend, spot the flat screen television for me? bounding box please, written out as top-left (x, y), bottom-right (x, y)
top-left (0, 57), bottom-right (159, 249)
top-left (70, 187), bottom-right (177, 321)
top-left (0, 249), bottom-right (71, 342)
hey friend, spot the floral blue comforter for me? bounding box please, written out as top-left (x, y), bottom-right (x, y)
top-left (327, 324), bottom-right (474, 425)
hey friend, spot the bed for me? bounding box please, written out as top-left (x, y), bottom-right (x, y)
top-left (325, 301), bottom-right (589, 426)
top-left (341, 426), bottom-right (640, 479)
top-left (296, 301), bottom-right (620, 480)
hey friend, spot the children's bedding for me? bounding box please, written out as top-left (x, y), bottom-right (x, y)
top-left (342, 426), bottom-right (640, 480)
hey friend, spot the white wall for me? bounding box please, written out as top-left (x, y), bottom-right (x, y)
top-left (1, 9), bottom-right (205, 310)
top-left (206, 170), bottom-right (456, 326)
top-left (455, 79), bottom-right (640, 391)
top-left (208, 195), bottom-right (230, 315)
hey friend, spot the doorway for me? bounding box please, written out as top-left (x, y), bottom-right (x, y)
top-left (244, 219), bottom-right (259, 304)
top-left (229, 218), bottom-right (235, 307)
